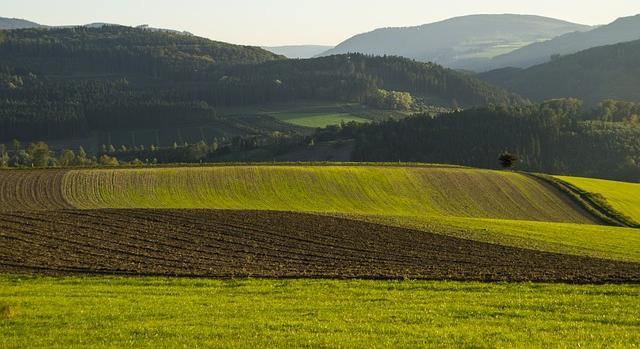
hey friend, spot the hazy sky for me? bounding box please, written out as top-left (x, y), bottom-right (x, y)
top-left (3, 0), bottom-right (640, 46)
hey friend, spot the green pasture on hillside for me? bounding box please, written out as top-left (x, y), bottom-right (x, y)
top-left (360, 214), bottom-right (640, 262)
top-left (557, 176), bottom-right (640, 224)
top-left (1, 276), bottom-right (639, 348)
top-left (62, 166), bottom-right (593, 223)
top-left (271, 111), bottom-right (369, 127)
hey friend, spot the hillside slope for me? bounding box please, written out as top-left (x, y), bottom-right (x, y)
top-left (487, 14), bottom-right (640, 70)
top-left (479, 39), bottom-right (640, 104)
top-left (557, 176), bottom-right (640, 225)
top-left (2, 165), bottom-right (640, 263)
top-left (0, 166), bottom-right (593, 223)
top-left (319, 14), bottom-right (590, 70)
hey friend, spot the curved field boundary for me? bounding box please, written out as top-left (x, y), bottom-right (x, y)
top-left (529, 173), bottom-right (638, 228)
top-left (0, 209), bottom-right (637, 283)
top-left (60, 166), bottom-right (597, 223)
top-left (555, 175), bottom-right (640, 227)
top-left (0, 170), bottom-right (73, 212)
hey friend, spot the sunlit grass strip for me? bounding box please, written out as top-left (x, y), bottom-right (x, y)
top-left (1, 275), bottom-right (639, 348)
top-left (62, 166), bottom-right (594, 223)
top-left (352, 213), bottom-right (640, 262)
top-left (557, 175), bottom-right (640, 226)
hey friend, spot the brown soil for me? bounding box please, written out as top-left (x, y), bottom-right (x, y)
top-left (0, 209), bottom-right (637, 283)
top-left (0, 170), bottom-right (72, 211)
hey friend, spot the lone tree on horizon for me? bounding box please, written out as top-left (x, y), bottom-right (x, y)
top-left (499, 152), bottom-right (519, 169)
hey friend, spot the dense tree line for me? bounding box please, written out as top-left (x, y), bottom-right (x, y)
top-left (327, 98), bottom-right (640, 181)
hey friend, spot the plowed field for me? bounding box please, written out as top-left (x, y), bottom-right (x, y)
top-left (0, 170), bottom-right (71, 211)
top-left (1, 209), bottom-right (638, 283)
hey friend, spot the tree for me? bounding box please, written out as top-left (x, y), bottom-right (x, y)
top-left (499, 152), bottom-right (519, 169)
top-left (75, 146), bottom-right (88, 166)
top-left (366, 89), bottom-right (413, 110)
top-left (0, 144), bottom-right (8, 168)
top-left (28, 142), bottom-right (50, 167)
top-left (98, 154), bottom-right (119, 166)
top-left (58, 149), bottom-right (76, 167)
top-left (11, 139), bottom-right (21, 153)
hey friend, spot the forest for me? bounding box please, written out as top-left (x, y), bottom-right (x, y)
top-left (0, 26), bottom-right (524, 141)
top-left (3, 98), bottom-right (639, 182)
top-left (339, 99), bottom-right (640, 181)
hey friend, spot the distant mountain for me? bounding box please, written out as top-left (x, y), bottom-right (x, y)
top-left (0, 17), bottom-right (42, 30)
top-left (479, 39), bottom-right (640, 105)
top-left (318, 14), bottom-right (591, 71)
top-left (262, 45), bottom-right (333, 59)
top-left (485, 14), bottom-right (640, 70)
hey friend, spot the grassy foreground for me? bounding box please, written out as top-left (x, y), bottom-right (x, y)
top-left (1, 276), bottom-right (639, 349)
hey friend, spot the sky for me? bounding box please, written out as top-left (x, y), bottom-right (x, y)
top-left (3, 0), bottom-right (640, 46)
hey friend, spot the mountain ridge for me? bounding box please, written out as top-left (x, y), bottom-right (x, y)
top-left (485, 14), bottom-right (640, 70)
top-left (318, 14), bottom-right (592, 70)
top-left (479, 38), bottom-right (640, 104)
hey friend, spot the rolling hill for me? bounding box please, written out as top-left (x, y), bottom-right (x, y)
top-left (479, 39), bottom-right (640, 104)
top-left (318, 14), bottom-right (591, 70)
top-left (2, 164), bottom-right (639, 264)
top-left (486, 14), bottom-right (640, 70)
top-left (0, 165), bottom-right (590, 222)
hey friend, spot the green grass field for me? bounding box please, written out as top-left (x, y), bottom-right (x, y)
top-left (358, 213), bottom-right (640, 262)
top-left (62, 166), bottom-right (592, 222)
top-left (557, 176), bottom-right (640, 224)
top-left (2, 275), bottom-right (639, 348)
top-left (271, 111), bottom-right (370, 128)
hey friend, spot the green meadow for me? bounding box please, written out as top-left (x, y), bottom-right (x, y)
top-left (271, 111), bottom-right (369, 127)
top-left (557, 175), bottom-right (640, 224)
top-left (2, 276), bottom-right (639, 348)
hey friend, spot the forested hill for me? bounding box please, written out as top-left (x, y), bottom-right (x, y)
top-left (479, 39), bottom-right (640, 105)
top-left (218, 54), bottom-right (527, 107)
top-left (0, 27), bottom-right (526, 142)
top-left (334, 99), bottom-right (640, 182)
top-left (0, 26), bottom-right (284, 78)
